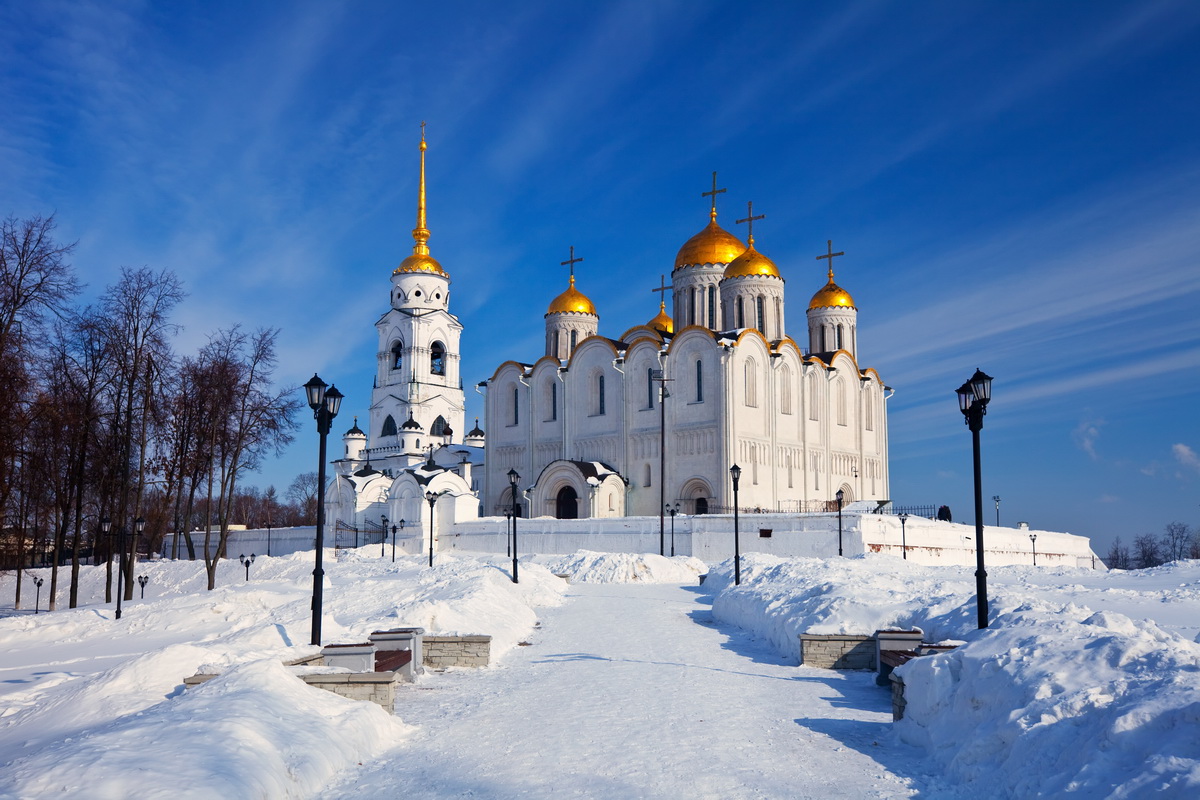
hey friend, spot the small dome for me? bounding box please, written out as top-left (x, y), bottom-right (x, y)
top-left (547, 275), bottom-right (597, 316)
top-left (808, 278), bottom-right (856, 310)
top-left (394, 252), bottom-right (447, 276)
top-left (441, 424), bottom-right (454, 438)
top-left (401, 413), bottom-right (423, 431)
top-left (467, 418), bottom-right (485, 438)
top-left (676, 219), bottom-right (746, 268)
top-left (723, 243), bottom-right (780, 279)
top-left (344, 417), bottom-right (365, 437)
top-left (647, 302), bottom-right (673, 334)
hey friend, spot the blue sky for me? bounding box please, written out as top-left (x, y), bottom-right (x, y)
top-left (4, 1), bottom-right (1199, 553)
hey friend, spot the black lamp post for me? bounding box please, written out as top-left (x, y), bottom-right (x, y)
top-left (836, 489), bottom-right (845, 557)
top-left (730, 464), bottom-right (742, 585)
top-left (1030, 533), bottom-right (1037, 566)
top-left (381, 514), bottom-right (388, 557)
top-left (666, 502), bottom-right (680, 557)
top-left (956, 367), bottom-right (994, 629)
top-left (34, 577), bottom-right (44, 614)
top-left (508, 469), bottom-right (520, 584)
top-left (137, 574), bottom-right (149, 598)
top-left (240, 553), bottom-right (255, 581)
top-left (392, 521), bottom-right (400, 563)
top-left (304, 373), bottom-right (343, 646)
top-left (652, 369), bottom-right (671, 557)
top-left (425, 491), bottom-right (439, 567)
top-left (504, 510), bottom-right (512, 557)
top-left (266, 519), bottom-right (272, 558)
top-left (100, 516), bottom-right (112, 597)
top-left (899, 512), bottom-right (909, 560)
top-left (993, 495), bottom-right (1001, 527)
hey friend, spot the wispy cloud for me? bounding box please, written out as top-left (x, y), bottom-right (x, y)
top-left (1073, 418), bottom-right (1104, 460)
top-left (1173, 443), bottom-right (1200, 473)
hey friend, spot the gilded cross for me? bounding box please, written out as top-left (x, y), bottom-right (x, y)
top-left (816, 239), bottom-right (845, 279)
top-left (701, 171), bottom-right (726, 218)
top-left (561, 245), bottom-right (584, 279)
top-left (651, 274), bottom-right (670, 300)
top-left (736, 201), bottom-right (765, 242)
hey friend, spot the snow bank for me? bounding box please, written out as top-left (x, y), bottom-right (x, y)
top-left (705, 553), bottom-right (1200, 794)
top-left (896, 608), bottom-right (1200, 797)
top-left (1, 659), bottom-right (410, 799)
top-left (540, 550), bottom-right (707, 583)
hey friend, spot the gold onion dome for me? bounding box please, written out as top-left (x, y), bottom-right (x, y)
top-left (675, 218), bottom-right (746, 268)
top-left (648, 301), bottom-right (673, 333)
top-left (393, 125), bottom-right (448, 277)
top-left (809, 275), bottom-right (856, 309)
top-left (724, 242), bottom-right (780, 279)
top-left (547, 275), bottom-right (597, 316)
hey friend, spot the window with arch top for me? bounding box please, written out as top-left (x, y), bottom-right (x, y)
top-left (391, 341), bottom-right (404, 370)
top-left (430, 341), bottom-right (446, 375)
top-left (382, 415), bottom-right (397, 437)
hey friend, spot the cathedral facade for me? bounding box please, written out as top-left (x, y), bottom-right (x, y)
top-left (481, 185), bottom-right (891, 519)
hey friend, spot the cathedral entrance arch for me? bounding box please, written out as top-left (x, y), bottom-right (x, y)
top-left (555, 486), bottom-right (579, 519)
top-left (679, 477), bottom-right (713, 515)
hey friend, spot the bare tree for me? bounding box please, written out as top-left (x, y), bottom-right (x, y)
top-left (1105, 536), bottom-right (1131, 570)
top-left (287, 472), bottom-right (319, 524)
top-left (1160, 521), bottom-right (1192, 563)
top-left (1132, 533), bottom-right (1163, 570)
top-left (0, 214), bottom-right (78, 354)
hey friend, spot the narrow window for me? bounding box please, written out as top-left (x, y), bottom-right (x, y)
top-left (570, 329), bottom-right (578, 351)
top-left (511, 386), bottom-right (519, 425)
top-left (744, 360), bottom-right (757, 407)
top-left (820, 327), bottom-right (827, 352)
top-left (736, 297), bottom-right (745, 328)
top-left (553, 330), bottom-right (560, 356)
top-left (551, 381), bottom-right (558, 422)
top-left (695, 359), bottom-right (703, 402)
top-left (391, 341), bottom-right (403, 370)
top-left (756, 296), bottom-right (765, 332)
top-left (837, 380), bottom-right (847, 426)
top-left (809, 374), bottom-right (819, 421)
top-left (688, 287), bottom-right (696, 326)
top-left (781, 365), bottom-right (792, 414)
top-left (431, 416), bottom-right (447, 437)
top-left (647, 368), bottom-right (655, 409)
top-left (598, 374), bottom-right (606, 415)
top-left (865, 389), bottom-right (873, 431)
top-left (430, 341), bottom-right (446, 375)
top-left (836, 324), bottom-right (844, 350)
top-left (643, 463), bottom-right (652, 487)
top-left (382, 415), bottom-right (397, 437)
top-left (775, 297), bottom-right (782, 339)
top-left (707, 286), bottom-right (716, 328)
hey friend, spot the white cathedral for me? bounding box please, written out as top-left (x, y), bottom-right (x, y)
top-left (327, 132), bottom-right (891, 535)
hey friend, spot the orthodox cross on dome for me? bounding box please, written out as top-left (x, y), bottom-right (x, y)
top-left (736, 201), bottom-right (765, 245)
top-left (816, 239), bottom-right (845, 281)
top-left (702, 171), bottom-right (726, 221)
top-left (651, 274), bottom-right (670, 307)
top-left (560, 245), bottom-right (584, 281)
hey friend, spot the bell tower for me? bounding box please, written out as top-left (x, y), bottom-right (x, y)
top-left (370, 124), bottom-right (465, 450)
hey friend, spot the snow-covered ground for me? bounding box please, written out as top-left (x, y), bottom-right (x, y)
top-left (3, 549), bottom-right (1198, 797)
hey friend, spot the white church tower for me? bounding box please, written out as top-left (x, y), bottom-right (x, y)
top-left (370, 126), bottom-right (466, 451)
top-left (806, 240), bottom-right (858, 357)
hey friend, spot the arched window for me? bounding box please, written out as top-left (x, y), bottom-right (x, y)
top-left (688, 287), bottom-right (696, 326)
top-left (819, 326), bottom-right (827, 352)
top-left (837, 379), bottom-right (847, 426)
top-left (744, 359), bottom-right (757, 407)
top-left (431, 416), bottom-right (447, 437)
top-left (510, 386), bottom-right (519, 425)
top-left (695, 359), bottom-right (703, 402)
top-left (550, 381), bottom-right (558, 422)
top-left (643, 463), bottom-right (652, 487)
top-left (836, 324), bottom-right (844, 351)
top-left (597, 374), bottom-right (606, 415)
top-left (553, 330), bottom-right (560, 356)
top-left (570, 329), bottom-right (578, 351)
top-left (809, 374), bottom-right (819, 421)
top-left (707, 286), bottom-right (716, 328)
top-left (756, 296), bottom-right (765, 332)
top-left (736, 297), bottom-right (745, 328)
top-left (775, 297), bottom-right (782, 339)
top-left (865, 389), bottom-right (874, 431)
top-left (391, 341), bottom-right (403, 370)
top-left (647, 368), bottom-right (655, 409)
top-left (381, 415), bottom-right (397, 437)
top-left (430, 341), bottom-right (446, 375)
top-left (780, 365), bottom-right (793, 414)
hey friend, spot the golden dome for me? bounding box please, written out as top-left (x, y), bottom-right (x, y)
top-left (808, 278), bottom-right (855, 309)
top-left (675, 219), bottom-right (746, 268)
top-left (395, 252), bottom-right (446, 275)
top-left (723, 242), bottom-right (780, 279)
top-left (547, 275), bottom-right (597, 316)
top-left (648, 301), bottom-right (673, 333)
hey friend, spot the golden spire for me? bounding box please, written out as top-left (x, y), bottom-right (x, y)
top-left (394, 122), bottom-right (447, 276)
top-left (809, 239), bottom-right (855, 309)
top-left (547, 246), bottom-right (597, 315)
top-left (675, 172), bottom-right (745, 268)
top-left (412, 120), bottom-right (430, 256)
top-left (724, 201), bottom-right (780, 279)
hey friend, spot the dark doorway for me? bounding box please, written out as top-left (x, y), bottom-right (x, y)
top-left (556, 486), bottom-right (579, 519)
top-left (694, 497), bottom-right (709, 515)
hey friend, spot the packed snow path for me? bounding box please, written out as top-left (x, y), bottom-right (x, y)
top-left (327, 582), bottom-right (929, 798)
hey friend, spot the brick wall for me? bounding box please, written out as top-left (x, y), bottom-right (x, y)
top-left (423, 635), bottom-right (491, 668)
top-left (798, 634), bottom-right (876, 669)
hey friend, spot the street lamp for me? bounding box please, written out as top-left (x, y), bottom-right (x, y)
top-left (304, 373), bottom-right (343, 646)
top-left (651, 369), bottom-right (672, 557)
top-left (730, 465), bottom-right (742, 585)
top-left (381, 514), bottom-right (388, 557)
top-left (666, 502), bottom-right (680, 557)
top-left (504, 510), bottom-right (512, 558)
top-left (137, 574), bottom-right (149, 598)
top-left (1030, 533), bottom-right (1038, 566)
top-left (993, 495), bottom-right (1001, 527)
top-left (508, 469), bottom-right (520, 584)
top-left (34, 577), bottom-right (44, 614)
top-left (956, 367), bottom-right (994, 629)
top-left (100, 516), bottom-right (112, 598)
top-left (898, 512), bottom-right (909, 560)
top-left (392, 521), bottom-right (401, 563)
top-left (425, 491), bottom-right (439, 568)
top-left (240, 553), bottom-right (256, 581)
top-left (836, 489), bottom-right (845, 557)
